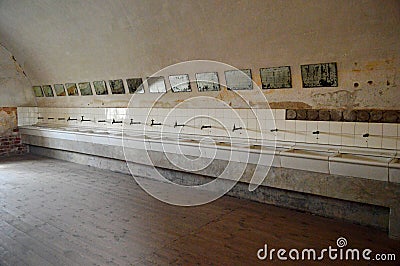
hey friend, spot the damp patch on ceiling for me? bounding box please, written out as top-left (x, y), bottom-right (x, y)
top-left (54, 84), bottom-right (66, 96)
top-left (301, 62), bottom-right (338, 88)
top-left (147, 76), bottom-right (166, 93)
top-left (42, 85), bottom-right (54, 97)
top-left (32, 86), bottom-right (44, 97)
top-left (127, 78), bottom-right (144, 94)
top-left (260, 66), bottom-right (292, 89)
top-left (109, 79), bottom-right (125, 94)
top-left (93, 81), bottom-right (108, 95)
top-left (65, 83), bottom-right (78, 96)
top-left (78, 82), bottom-right (93, 96)
top-left (169, 74), bottom-right (191, 92)
top-left (196, 72), bottom-right (220, 92)
top-left (224, 69), bottom-right (253, 90)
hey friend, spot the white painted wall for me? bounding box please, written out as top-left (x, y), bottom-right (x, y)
top-left (0, 0), bottom-right (398, 109)
top-left (0, 44), bottom-right (36, 107)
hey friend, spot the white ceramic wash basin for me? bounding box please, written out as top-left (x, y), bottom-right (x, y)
top-left (329, 153), bottom-right (393, 181)
top-left (280, 148), bottom-right (335, 174)
top-left (389, 158), bottom-right (400, 183)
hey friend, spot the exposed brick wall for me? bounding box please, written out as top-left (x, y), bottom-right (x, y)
top-left (0, 128), bottom-right (28, 156)
top-left (0, 107), bottom-right (28, 157)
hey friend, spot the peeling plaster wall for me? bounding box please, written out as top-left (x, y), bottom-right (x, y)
top-left (0, 43), bottom-right (35, 155)
top-left (0, 0), bottom-right (398, 109)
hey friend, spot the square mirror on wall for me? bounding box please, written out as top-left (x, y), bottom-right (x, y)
top-left (78, 82), bottom-right (93, 96)
top-left (196, 72), bottom-right (220, 92)
top-left (42, 85), bottom-right (54, 97)
top-left (147, 76), bottom-right (166, 93)
top-left (32, 86), bottom-right (44, 97)
top-left (109, 79), bottom-right (125, 94)
top-left (54, 84), bottom-right (66, 96)
top-left (224, 69), bottom-right (253, 90)
top-left (93, 80), bottom-right (108, 95)
top-left (127, 78), bottom-right (144, 94)
top-left (169, 74), bottom-right (191, 92)
top-left (260, 66), bottom-right (292, 89)
top-left (301, 62), bottom-right (338, 88)
top-left (65, 83), bottom-right (79, 96)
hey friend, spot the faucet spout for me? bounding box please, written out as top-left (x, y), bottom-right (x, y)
top-left (174, 121), bottom-right (185, 128)
top-left (112, 119), bottom-right (123, 124)
top-left (81, 116), bottom-right (91, 122)
top-left (150, 119), bottom-right (162, 126)
top-left (130, 119), bottom-right (141, 125)
top-left (232, 124), bottom-right (243, 132)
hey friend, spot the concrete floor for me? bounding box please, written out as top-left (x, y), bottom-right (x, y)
top-left (0, 155), bottom-right (398, 265)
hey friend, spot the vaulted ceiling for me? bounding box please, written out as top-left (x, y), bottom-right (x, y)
top-left (1, 0), bottom-right (398, 86)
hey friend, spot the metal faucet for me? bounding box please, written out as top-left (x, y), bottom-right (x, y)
top-left (150, 119), bottom-right (161, 126)
top-left (312, 130), bottom-right (320, 134)
top-left (363, 133), bottom-right (369, 138)
top-left (67, 117), bottom-right (77, 121)
top-left (174, 121), bottom-right (185, 128)
top-left (130, 119), bottom-right (141, 125)
top-left (270, 128), bottom-right (278, 132)
top-left (112, 119), bottom-right (123, 124)
top-left (201, 125), bottom-right (211, 130)
top-left (232, 124), bottom-right (242, 132)
top-left (81, 116), bottom-right (91, 122)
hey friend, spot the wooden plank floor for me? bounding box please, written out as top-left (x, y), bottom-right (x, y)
top-left (0, 155), bottom-right (398, 265)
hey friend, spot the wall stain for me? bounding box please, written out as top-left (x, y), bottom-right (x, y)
top-left (0, 107), bottom-right (17, 136)
top-left (269, 102), bottom-right (311, 109)
top-left (311, 89), bottom-right (361, 109)
top-left (10, 55), bottom-right (27, 77)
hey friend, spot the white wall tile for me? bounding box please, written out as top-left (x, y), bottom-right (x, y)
top-left (355, 122), bottom-right (369, 135)
top-left (317, 121), bottom-right (329, 134)
top-left (341, 122), bottom-right (355, 133)
top-left (368, 123), bottom-right (383, 136)
top-left (383, 124), bottom-right (397, 137)
top-left (274, 109), bottom-right (285, 120)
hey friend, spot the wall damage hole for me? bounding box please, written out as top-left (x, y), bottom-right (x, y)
top-left (353, 82), bottom-right (359, 88)
top-left (367, 80), bottom-right (373, 85)
top-left (387, 80), bottom-right (390, 86)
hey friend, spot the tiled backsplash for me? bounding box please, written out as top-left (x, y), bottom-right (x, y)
top-left (17, 107), bottom-right (400, 151)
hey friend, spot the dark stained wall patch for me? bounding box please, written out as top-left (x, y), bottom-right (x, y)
top-left (301, 62), bottom-right (338, 88)
top-left (260, 66), bottom-right (292, 89)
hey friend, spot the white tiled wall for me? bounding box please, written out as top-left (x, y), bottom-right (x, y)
top-left (17, 107), bottom-right (400, 151)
